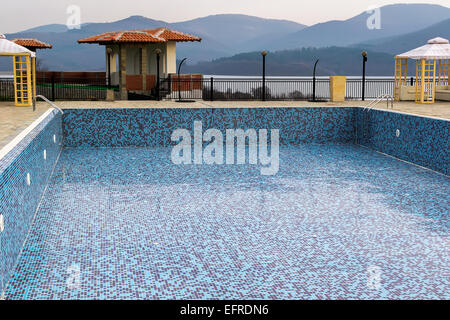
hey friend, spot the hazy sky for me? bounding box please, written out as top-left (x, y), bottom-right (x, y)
top-left (1, 0), bottom-right (449, 33)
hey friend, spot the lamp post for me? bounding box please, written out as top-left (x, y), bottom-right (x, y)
top-left (177, 58), bottom-right (187, 102)
top-left (362, 51), bottom-right (368, 101)
top-left (155, 48), bottom-right (161, 100)
top-left (261, 51), bottom-right (267, 101)
top-left (106, 47), bottom-right (112, 89)
top-left (312, 59), bottom-right (319, 101)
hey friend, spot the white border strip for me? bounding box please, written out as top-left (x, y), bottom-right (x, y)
top-left (0, 109), bottom-right (54, 161)
top-left (357, 106), bottom-right (450, 122)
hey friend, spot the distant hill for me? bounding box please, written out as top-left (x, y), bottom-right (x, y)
top-left (247, 4), bottom-right (450, 51)
top-left (354, 18), bottom-right (450, 55)
top-left (174, 14), bottom-right (306, 62)
top-left (21, 24), bottom-right (70, 33)
top-left (183, 47), bottom-right (395, 76)
top-left (1, 4), bottom-right (448, 73)
top-left (1, 14), bottom-right (306, 70)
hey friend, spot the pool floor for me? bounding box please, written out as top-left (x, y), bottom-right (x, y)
top-left (4, 144), bottom-right (449, 299)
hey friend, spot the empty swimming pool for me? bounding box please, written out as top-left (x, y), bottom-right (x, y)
top-left (0, 107), bottom-right (448, 300)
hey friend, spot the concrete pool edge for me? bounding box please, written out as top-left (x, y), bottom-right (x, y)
top-left (0, 109), bottom-right (54, 163)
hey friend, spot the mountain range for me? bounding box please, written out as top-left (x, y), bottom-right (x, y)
top-left (0, 3), bottom-right (449, 75)
top-left (244, 3), bottom-right (450, 51)
top-left (186, 17), bottom-right (450, 76)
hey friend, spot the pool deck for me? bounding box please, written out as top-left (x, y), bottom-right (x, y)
top-left (0, 100), bottom-right (449, 149)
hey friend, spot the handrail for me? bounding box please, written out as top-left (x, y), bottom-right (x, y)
top-left (33, 95), bottom-right (64, 114)
top-left (363, 94), bottom-right (394, 111)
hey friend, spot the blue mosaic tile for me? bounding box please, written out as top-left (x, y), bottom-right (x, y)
top-left (1, 106), bottom-right (448, 300)
top-left (356, 109), bottom-right (449, 175)
top-left (0, 110), bottom-right (62, 293)
top-left (63, 107), bottom-right (356, 148)
top-left (63, 107), bottom-right (448, 174)
top-left (3, 144), bottom-right (449, 300)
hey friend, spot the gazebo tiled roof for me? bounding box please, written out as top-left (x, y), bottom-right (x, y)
top-left (78, 28), bottom-right (201, 44)
top-left (11, 38), bottom-right (52, 49)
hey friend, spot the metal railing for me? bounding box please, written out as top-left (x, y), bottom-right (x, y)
top-left (33, 95), bottom-right (64, 114)
top-left (0, 77), bottom-right (112, 101)
top-left (3, 76), bottom-right (446, 102)
top-left (363, 94), bottom-right (394, 111)
top-left (157, 77), bottom-right (398, 101)
top-left (36, 77), bottom-right (110, 100)
top-left (0, 79), bottom-right (14, 101)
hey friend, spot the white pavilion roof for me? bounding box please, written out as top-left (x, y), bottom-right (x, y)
top-left (0, 34), bottom-right (36, 57)
top-left (397, 37), bottom-right (450, 60)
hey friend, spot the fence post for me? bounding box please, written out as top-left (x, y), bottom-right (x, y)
top-left (210, 77), bottom-right (214, 101)
top-left (51, 74), bottom-right (55, 101)
top-left (410, 77), bottom-right (414, 86)
top-left (168, 74), bottom-right (172, 94)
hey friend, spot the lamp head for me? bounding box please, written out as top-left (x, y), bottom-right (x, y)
top-left (106, 47), bottom-right (113, 55)
top-left (362, 51), bottom-right (367, 57)
top-left (155, 48), bottom-right (162, 55)
top-left (261, 50), bottom-right (268, 57)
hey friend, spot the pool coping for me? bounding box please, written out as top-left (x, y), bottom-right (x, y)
top-left (0, 109), bottom-right (55, 162)
top-left (58, 105), bottom-right (450, 122)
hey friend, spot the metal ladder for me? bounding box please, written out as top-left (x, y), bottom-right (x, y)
top-left (363, 94), bottom-right (394, 111)
top-left (359, 94), bottom-right (394, 142)
top-left (33, 95), bottom-right (64, 114)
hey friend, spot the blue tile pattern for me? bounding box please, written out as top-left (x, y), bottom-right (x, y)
top-left (0, 110), bottom-right (62, 294)
top-left (1, 106), bottom-right (449, 300)
top-left (63, 107), bottom-right (449, 175)
top-left (63, 107), bottom-right (356, 148)
top-left (3, 145), bottom-right (449, 300)
top-left (357, 109), bottom-right (449, 175)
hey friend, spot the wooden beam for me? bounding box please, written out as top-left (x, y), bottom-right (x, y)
top-left (32, 57), bottom-right (36, 99)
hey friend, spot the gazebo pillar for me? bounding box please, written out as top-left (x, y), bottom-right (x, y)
top-left (394, 57), bottom-right (408, 101)
top-left (119, 45), bottom-right (127, 100)
top-left (415, 59), bottom-right (436, 103)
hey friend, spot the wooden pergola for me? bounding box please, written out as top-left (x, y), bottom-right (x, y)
top-left (394, 37), bottom-right (450, 104)
top-left (0, 34), bottom-right (36, 107)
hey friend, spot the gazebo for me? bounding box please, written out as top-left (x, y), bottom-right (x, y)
top-left (394, 37), bottom-right (450, 103)
top-left (78, 28), bottom-right (201, 100)
top-left (11, 38), bottom-right (52, 52)
top-left (0, 34), bottom-right (36, 106)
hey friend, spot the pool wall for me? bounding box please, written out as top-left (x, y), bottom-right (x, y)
top-left (62, 107), bottom-right (448, 175)
top-left (356, 109), bottom-right (449, 175)
top-left (63, 107), bottom-right (357, 147)
top-left (0, 110), bottom-right (62, 294)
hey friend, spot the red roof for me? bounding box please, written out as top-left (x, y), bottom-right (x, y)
top-left (78, 28), bottom-right (201, 44)
top-left (11, 38), bottom-right (52, 49)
